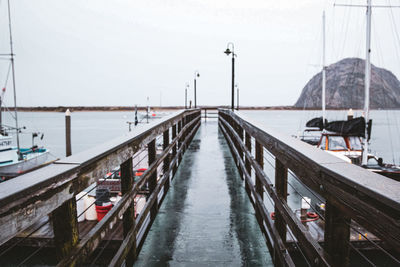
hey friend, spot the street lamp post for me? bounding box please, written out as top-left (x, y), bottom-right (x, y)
top-left (185, 83), bottom-right (189, 109)
top-left (194, 71), bottom-right (200, 108)
top-left (224, 42), bottom-right (236, 111)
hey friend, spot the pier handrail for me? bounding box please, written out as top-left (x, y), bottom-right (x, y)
top-left (219, 109), bottom-right (400, 266)
top-left (0, 109), bottom-right (201, 265)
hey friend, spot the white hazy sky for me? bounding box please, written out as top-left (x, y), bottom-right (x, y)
top-left (0, 0), bottom-right (399, 107)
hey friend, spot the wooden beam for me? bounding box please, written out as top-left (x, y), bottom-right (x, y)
top-left (324, 200), bottom-right (350, 267)
top-left (120, 157), bottom-right (136, 266)
top-left (51, 198), bottom-right (79, 261)
top-left (275, 158), bottom-right (288, 245)
top-left (147, 139), bottom-right (157, 221)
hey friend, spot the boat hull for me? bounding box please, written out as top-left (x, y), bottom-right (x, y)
top-left (0, 149), bottom-right (50, 178)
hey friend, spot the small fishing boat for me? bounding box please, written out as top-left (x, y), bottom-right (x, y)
top-left (0, 1), bottom-right (50, 180)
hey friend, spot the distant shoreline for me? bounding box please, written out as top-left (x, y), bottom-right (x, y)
top-left (3, 106), bottom-right (399, 112)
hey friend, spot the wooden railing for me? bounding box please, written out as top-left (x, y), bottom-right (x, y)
top-left (0, 109), bottom-right (201, 266)
top-left (218, 109), bottom-right (400, 267)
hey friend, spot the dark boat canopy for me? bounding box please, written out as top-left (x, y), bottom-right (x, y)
top-left (306, 117), bottom-right (326, 130)
top-left (325, 117), bottom-right (366, 137)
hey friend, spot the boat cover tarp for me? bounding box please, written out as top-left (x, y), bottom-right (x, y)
top-left (325, 117), bottom-right (366, 137)
top-left (306, 117), bottom-right (323, 130)
top-left (306, 117), bottom-right (326, 130)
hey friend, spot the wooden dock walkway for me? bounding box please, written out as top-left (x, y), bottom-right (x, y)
top-left (0, 108), bottom-right (399, 266)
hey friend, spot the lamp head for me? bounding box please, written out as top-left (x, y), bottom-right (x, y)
top-left (224, 48), bottom-right (232, 56)
top-left (196, 73), bottom-right (200, 77)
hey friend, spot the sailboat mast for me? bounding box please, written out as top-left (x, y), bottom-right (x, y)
top-left (322, 11), bottom-right (326, 127)
top-left (362, 0), bottom-right (372, 166)
top-left (7, 0), bottom-right (21, 159)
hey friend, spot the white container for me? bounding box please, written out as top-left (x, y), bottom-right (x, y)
top-left (76, 192), bottom-right (87, 222)
top-left (301, 197), bottom-right (311, 210)
top-left (85, 195), bottom-right (97, 221)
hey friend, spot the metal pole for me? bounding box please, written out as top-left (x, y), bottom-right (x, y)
top-left (237, 86), bottom-right (239, 110)
top-left (232, 56), bottom-right (235, 111)
top-left (194, 78), bottom-right (197, 108)
top-left (362, 0), bottom-right (372, 166)
top-left (322, 11), bottom-right (326, 128)
top-left (65, 109), bottom-right (72, 157)
top-left (185, 87), bottom-right (187, 109)
top-left (7, 0), bottom-right (21, 159)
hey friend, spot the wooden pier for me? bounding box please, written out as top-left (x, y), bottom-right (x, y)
top-left (0, 108), bottom-right (399, 266)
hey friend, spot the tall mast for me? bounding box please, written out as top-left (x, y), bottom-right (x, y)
top-left (322, 11), bottom-right (326, 128)
top-left (7, 0), bottom-right (21, 159)
top-left (362, 0), bottom-right (372, 166)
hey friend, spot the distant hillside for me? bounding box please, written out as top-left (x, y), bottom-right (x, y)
top-left (294, 58), bottom-right (400, 109)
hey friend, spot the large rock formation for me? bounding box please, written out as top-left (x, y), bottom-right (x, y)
top-left (294, 58), bottom-right (400, 109)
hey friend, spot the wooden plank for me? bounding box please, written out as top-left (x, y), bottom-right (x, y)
top-left (324, 200), bottom-right (350, 267)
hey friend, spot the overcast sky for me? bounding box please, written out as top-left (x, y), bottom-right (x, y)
top-left (0, 0), bottom-right (399, 107)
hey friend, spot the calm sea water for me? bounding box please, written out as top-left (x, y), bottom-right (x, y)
top-left (3, 109), bottom-right (400, 165)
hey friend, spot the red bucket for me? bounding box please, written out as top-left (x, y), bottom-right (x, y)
top-left (95, 204), bottom-right (113, 221)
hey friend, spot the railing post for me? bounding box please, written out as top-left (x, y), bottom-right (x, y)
top-left (163, 128), bottom-right (170, 192)
top-left (148, 139), bottom-right (157, 220)
top-left (245, 132), bottom-right (252, 196)
top-left (172, 124), bottom-right (177, 175)
top-left (255, 141), bottom-right (264, 199)
top-left (178, 120), bottom-right (182, 163)
top-left (255, 141), bottom-right (264, 229)
top-left (121, 157), bottom-right (136, 265)
top-left (275, 159), bottom-right (287, 247)
top-left (324, 200), bottom-right (350, 267)
top-left (237, 124), bottom-right (244, 180)
top-left (51, 198), bottom-right (79, 261)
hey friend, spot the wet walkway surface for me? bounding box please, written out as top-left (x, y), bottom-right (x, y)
top-left (134, 120), bottom-right (272, 267)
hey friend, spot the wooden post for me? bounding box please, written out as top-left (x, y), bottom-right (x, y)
top-left (65, 109), bottom-right (72, 157)
top-left (178, 121), bottom-right (182, 163)
top-left (163, 129), bottom-right (170, 191)
top-left (120, 157), bottom-right (136, 265)
top-left (255, 141), bottom-right (264, 230)
top-left (255, 141), bottom-right (264, 199)
top-left (237, 124), bottom-right (244, 180)
top-left (324, 200), bottom-right (350, 267)
top-left (148, 139), bottom-right (157, 220)
top-left (51, 198), bottom-right (79, 261)
top-left (245, 132), bottom-right (252, 197)
top-left (172, 124), bottom-right (177, 175)
top-left (275, 158), bottom-right (287, 245)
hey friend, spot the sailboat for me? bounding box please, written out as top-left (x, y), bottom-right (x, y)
top-left (0, 0), bottom-right (50, 180)
top-left (301, 7), bottom-right (400, 181)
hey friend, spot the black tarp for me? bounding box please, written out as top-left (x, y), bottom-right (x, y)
top-left (306, 117), bottom-right (324, 130)
top-left (325, 117), bottom-right (366, 137)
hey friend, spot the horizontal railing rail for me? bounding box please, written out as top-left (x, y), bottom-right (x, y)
top-left (218, 109), bottom-right (400, 267)
top-left (0, 109), bottom-right (201, 266)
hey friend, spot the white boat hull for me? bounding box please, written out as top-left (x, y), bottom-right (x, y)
top-left (0, 149), bottom-right (50, 177)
